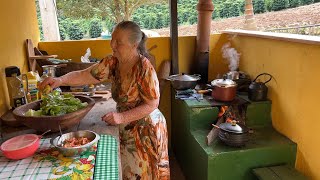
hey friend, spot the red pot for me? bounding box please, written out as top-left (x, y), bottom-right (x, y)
top-left (0, 134), bottom-right (41, 160)
top-left (210, 78), bottom-right (237, 102)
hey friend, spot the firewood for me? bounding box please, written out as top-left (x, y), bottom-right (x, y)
top-left (206, 116), bottom-right (224, 146)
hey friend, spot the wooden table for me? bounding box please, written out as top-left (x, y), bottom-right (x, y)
top-left (0, 96), bottom-right (122, 179)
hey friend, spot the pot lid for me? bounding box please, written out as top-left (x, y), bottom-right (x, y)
top-left (211, 78), bottom-right (237, 87)
top-left (219, 121), bottom-right (248, 134)
top-left (167, 73), bottom-right (201, 81)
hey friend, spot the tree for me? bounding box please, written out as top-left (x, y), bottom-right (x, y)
top-left (253, 0), bottom-right (266, 14)
top-left (272, 0), bottom-right (289, 11)
top-left (265, 0), bottom-right (274, 11)
top-left (56, 0), bottom-right (166, 24)
top-left (301, 0), bottom-right (314, 4)
top-left (89, 18), bottom-right (102, 38)
top-left (68, 22), bottom-right (84, 40)
top-left (289, 0), bottom-right (300, 7)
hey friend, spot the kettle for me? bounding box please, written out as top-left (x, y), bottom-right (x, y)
top-left (248, 73), bottom-right (272, 101)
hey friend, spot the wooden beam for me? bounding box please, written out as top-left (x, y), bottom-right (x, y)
top-left (170, 0), bottom-right (179, 74)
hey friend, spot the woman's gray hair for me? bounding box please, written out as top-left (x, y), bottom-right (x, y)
top-left (114, 21), bottom-right (150, 59)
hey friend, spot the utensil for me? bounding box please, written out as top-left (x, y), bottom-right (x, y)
top-left (248, 73), bottom-right (272, 101)
top-left (209, 77), bottom-right (237, 102)
top-left (50, 130), bottom-right (100, 157)
top-left (12, 95), bottom-right (95, 132)
top-left (166, 73), bottom-right (201, 90)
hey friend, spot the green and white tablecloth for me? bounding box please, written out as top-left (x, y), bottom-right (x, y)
top-left (0, 134), bottom-right (119, 180)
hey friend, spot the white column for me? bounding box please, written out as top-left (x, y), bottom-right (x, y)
top-left (38, 0), bottom-right (60, 41)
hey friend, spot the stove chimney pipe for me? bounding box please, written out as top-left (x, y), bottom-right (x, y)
top-left (195, 0), bottom-right (214, 83)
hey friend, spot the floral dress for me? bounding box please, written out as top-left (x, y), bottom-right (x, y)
top-left (91, 55), bottom-right (170, 180)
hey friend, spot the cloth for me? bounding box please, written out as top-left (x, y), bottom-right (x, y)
top-left (91, 55), bottom-right (170, 179)
top-left (0, 134), bottom-right (119, 180)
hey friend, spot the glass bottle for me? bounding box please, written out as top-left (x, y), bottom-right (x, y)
top-left (12, 81), bottom-right (26, 108)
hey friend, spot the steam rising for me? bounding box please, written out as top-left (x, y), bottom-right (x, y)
top-left (221, 43), bottom-right (240, 71)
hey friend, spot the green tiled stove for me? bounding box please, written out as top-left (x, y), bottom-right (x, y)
top-left (171, 93), bottom-right (297, 180)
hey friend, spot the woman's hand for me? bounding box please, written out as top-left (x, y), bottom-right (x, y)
top-left (101, 112), bottom-right (123, 125)
top-left (39, 77), bottom-right (63, 90)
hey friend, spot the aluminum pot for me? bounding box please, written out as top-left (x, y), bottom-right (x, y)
top-left (217, 121), bottom-right (249, 147)
top-left (210, 78), bottom-right (237, 101)
top-left (166, 73), bottom-right (201, 90)
top-left (50, 130), bottom-right (100, 157)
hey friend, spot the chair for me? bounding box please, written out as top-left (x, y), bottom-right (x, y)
top-left (25, 39), bottom-right (58, 72)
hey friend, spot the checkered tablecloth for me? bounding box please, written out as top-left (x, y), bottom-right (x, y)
top-left (94, 135), bottom-right (119, 180)
top-left (0, 134), bottom-right (119, 180)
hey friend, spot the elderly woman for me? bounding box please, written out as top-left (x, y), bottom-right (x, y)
top-left (40, 21), bottom-right (170, 179)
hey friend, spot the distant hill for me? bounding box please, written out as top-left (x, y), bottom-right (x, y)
top-left (154, 2), bottom-right (320, 36)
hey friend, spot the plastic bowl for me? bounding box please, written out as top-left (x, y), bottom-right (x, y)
top-left (51, 130), bottom-right (100, 157)
top-left (0, 134), bottom-right (40, 160)
top-left (12, 95), bottom-right (95, 132)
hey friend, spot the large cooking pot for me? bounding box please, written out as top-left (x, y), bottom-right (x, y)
top-left (210, 78), bottom-right (237, 101)
top-left (166, 73), bottom-right (201, 90)
top-left (215, 121), bottom-right (249, 147)
top-left (248, 73), bottom-right (272, 101)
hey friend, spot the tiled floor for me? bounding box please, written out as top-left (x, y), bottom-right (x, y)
top-left (170, 152), bottom-right (186, 180)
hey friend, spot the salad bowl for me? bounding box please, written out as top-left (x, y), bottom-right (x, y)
top-left (13, 95), bottom-right (95, 132)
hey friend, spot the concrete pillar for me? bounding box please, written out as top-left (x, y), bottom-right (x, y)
top-left (38, 0), bottom-right (60, 41)
top-left (243, 0), bottom-right (258, 30)
top-left (195, 0), bottom-right (214, 83)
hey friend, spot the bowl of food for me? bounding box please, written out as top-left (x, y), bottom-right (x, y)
top-left (50, 130), bottom-right (100, 157)
top-left (13, 92), bottom-right (95, 132)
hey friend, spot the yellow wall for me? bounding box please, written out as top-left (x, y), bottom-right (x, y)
top-left (0, 0), bottom-right (39, 115)
top-left (209, 33), bottom-right (320, 179)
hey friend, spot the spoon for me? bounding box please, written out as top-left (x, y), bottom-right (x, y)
top-left (58, 124), bottom-right (63, 145)
top-left (39, 129), bottom-right (51, 137)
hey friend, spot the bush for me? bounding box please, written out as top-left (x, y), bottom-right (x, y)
top-left (68, 22), bottom-right (84, 40)
top-left (89, 18), bottom-right (102, 38)
top-left (239, 0), bottom-right (246, 14)
top-left (59, 26), bottom-right (66, 40)
top-left (272, 0), bottom-right (289, 11)
top-left (265, 0), bottom-right (274, 11)
top-left (301, 0), bottom-right (314, 4)
top-left (253, 0), bottom-right (266, 13)
top-left (289, 0), bottom-right (300, 7)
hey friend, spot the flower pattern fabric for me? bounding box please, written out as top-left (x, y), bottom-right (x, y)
top-left (91, 55), bottom-right (170, 180)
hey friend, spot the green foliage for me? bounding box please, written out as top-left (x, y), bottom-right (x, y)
top-left (265, 0), bottom-right (274, 11)
top-left (301, 0), bottom-right (314, 4)
top-left (239, 0), bottom-right (246, 14)
top-left (272, 0), bottom-right (289, 11)
top-left (219, 0), bottom-right (240, 18)
top-left (105, 19), bottom-right (116, 32)
top-left (89, 18), bottom-right (102, 38)
top-left (68, 22), bottom-right (84, 40)
top-left (59, 25), bottom-right (66, 40)
top-left (253, 0), bottom-right (266, 13)
top-left (35, 0), bottom-right (44, 41)
top-left (289, 0), bottom-right (301, 7)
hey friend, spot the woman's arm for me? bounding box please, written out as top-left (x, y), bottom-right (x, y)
top-left (59, 66), bottom-right (100, 86)
top-left (102, 98), bottom-right (159, 125)
top-left (39, 66), bottom-right (100, 89)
